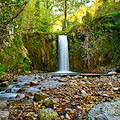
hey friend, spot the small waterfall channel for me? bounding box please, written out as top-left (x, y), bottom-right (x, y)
top-left (56, 35), bottom-right (72, 73)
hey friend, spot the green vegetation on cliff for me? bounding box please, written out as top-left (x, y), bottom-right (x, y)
top-left (0, 0), bottom-right (120, 74)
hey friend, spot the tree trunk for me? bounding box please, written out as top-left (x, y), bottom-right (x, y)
top-left (64, 0), bottom-right (67, 34)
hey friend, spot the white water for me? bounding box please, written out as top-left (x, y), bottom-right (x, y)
top-left (56, 35), bottom-right (72, 73)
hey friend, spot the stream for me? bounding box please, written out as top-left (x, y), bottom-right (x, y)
top-left (0, 74), bottom-right (68, 100)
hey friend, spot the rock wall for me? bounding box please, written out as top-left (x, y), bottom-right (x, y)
top-left (22, 33), bottom-right (58, 72)
top-left (22, 32), bottom-right (96, 72)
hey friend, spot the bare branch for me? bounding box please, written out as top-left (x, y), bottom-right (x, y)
top-left (0, 20), bottom-right (58, 38)
top-left (4, 1), bottom-right (29, 26)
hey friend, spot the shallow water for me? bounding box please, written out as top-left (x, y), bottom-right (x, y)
top-left (0, 74), bottom-right (68, 100)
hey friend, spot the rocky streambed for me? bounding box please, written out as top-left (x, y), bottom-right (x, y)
top-left (0, 73), bottom-right (120, 120)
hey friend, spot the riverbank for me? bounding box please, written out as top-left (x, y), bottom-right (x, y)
top-left (0, 73), bottom-right (120, 119)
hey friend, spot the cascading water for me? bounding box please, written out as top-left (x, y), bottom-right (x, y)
top-left (56, 35), bottom-right (72, 73)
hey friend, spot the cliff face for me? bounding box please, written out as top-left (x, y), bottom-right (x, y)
top-left (1, 13), bottom-right (119, 74)
top-left (22, 33), bottom-right (58, 72)
top-left (22, 10), bottom-right (120, 73)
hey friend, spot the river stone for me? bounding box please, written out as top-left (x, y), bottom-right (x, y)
top-left (43, 99), bottom-right (54, 108)
top-left (59, 79), bottom-right (67, 82)
top-left (0, 100), bottom-right (8, 109)
top-left (81, 90), bottom-right (87, 97)
top-left (65, 113), bottom-right (71, 119)
top-left (52, 98), bottom-right (59, 104)
top-left (34, 92), bottom-right (48, 101)
top-left (0, 81), bottom-right (9, 87)
top-left (30, 79), bottom-right (39, 86)
top-left (87, 101), bottom-right (120, 120)
top-left (0, 110), bottom-right (9, 120)
top-left (38, 108), bottom-right (58, 120)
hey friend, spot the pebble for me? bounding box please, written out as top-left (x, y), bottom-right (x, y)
top-left (59, 79), bottom-right (67, 82)
top-left (102, 94), bottom-right (109, 97)
top-left (65, 113), bottom-right (71, 119)
top-left (77, 106), bottom-right (82, 110)
top-left (108, 72), bottom-right (117, 75)
top-left (84, 76), bottom-right (87, 80)
top-left (81, 90), bottom-right (87, 97)
top-left (61, 115), bottom-right (64, 119)
top-left (113, 87), bottom-right (119, 91)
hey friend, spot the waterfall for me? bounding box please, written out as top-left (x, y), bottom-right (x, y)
top-left (56, 35), bottom-right (72, 73)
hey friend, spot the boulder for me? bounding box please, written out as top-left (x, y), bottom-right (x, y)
top-left (43, 99), bottom-right (54, 108)
top-left (0, 110), bottom-right (9, 120)
top-left (30, 79), bottom-right (39, 86)
top-left (87, 101), bottom-right (120, 120)
top-left (34, 92), bottom-right (48, 101)
top-left (0, 100), bottom-right (8, 109)
top-left (38, 108), bottom-right (58, 120)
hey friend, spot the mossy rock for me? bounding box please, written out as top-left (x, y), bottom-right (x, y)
top-left (43, 99), bottom-right (54, 108)
top-left (34, 92), bottom-right (48, 101)
top-left (38, 108), bottom-right (58, 120)
top-left (0, 81), bottom-right (9, 87)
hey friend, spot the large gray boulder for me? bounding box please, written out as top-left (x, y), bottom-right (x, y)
top-left (0, 110), bottom-right (9, 120)
top-left (87, 101), bottom-right (120, 120)
top-left (38, 108), bottom-right (58, 120)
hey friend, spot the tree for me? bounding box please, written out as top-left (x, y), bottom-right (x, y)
top-left (64, 0), bottom-right (67, 33)
top-left (0, 0), bottom-right (29, 43)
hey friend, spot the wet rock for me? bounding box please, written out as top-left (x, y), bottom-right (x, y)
top-left (0, 110), bottom-right (9, 120)
top-left (38, 108), bottom-right (58, 120)
top-left (95, 113), bottom-right (108, 120)
top-left (69, 82), bottom-right (77, 85)
top-left (108, 82), bottom-right (112, 87)
top-left (61, 115), bottom-right (64, 119)
top-left (34, 92), bottom-right (48, 101)
top-left (13, 76), bottom-right (17, 82)
top-left (84, 76), bottom-right (87, 80)
top-left (102, 94), bottom-right (109, 97)
top-left (77, 106), bottom-right (82, 110)
top-left (86, 81), bottom-right (92, 85)
top-left (66, 75), bottom-right (71, 79)
top-left (0, 100), bottom-right (8, 109)
top-left (0, 81), bottom-right (9, 87)
top-left (30, 79), bottom-right (39, 86)
top-left (81, 90), bottom-right (87, 97)
top-left (118, 74), bottom-right (120, 78)
top-left (70, 80), bottom-right (77, 83)
top-left (113, 87), bottom-right (119, 91)
top-left (0, 77), bottom-right (9, 82)
top-left (80, 81), bottom-right (86, 85)
top-left (17, 87), bottom-right (28, 93)
top-left (111, 75), bottom-right (118, 80)
top-left (113, 87), bottom-right (120, 94)
top-left (43, 99), bottom-right (54, 108)
top-left (16, 93), bottom-right (25, 99)
top-left (5, 88), bottom-right (12, 93)
top-left (65, 113), bottom-right (71, 119)
top-left (87, 101), bottom-right (120, 120)
top-left (59, 79), bottom-right (67, 82)
top-left (52, 98), bottom-right (59, 104)
top-left (108, 71), bottom-right (117, 75)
